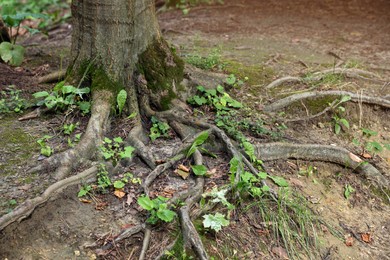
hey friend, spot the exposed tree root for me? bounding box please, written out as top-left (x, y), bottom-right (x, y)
top-left (28, 91), bottom-right (113, 180)
top-left (0, 166), bottom-right (98, 230)
top-left (37, 69), bottom-right (67, 84)
top-left (139, 227), bottom-right (151, 260)
top-left (265, 68), bottom-right (386, 90)
top-left (256, 142), bottom-right (389, 187)
top-left (264, 90), bottom-right (390, 112)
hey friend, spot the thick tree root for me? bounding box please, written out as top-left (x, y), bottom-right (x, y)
top-left (265, 68), bottom-right (386, 90)
top-left (256, 142), bottom-right (389, 187)
top-left (0, 166), bottom-right (98, 231)
top-left (264, 90), bottom-right (390, 112)
top-left (28, 91), bottom-right (113, 180)
top-left (37, 69), bottom-right (67, 84)
top-left (126, 125), bottom-right (156, 169)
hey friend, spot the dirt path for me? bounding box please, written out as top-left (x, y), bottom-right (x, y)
top-left (1, 0), bottom-right (389, 259)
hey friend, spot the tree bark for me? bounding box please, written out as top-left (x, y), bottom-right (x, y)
top-left (70, 0), bottom-right (183, 112)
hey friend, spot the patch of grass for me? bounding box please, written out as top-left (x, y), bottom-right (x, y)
top-left (185, 47), bottom-right (223, 70)
top-left (246, 188), bottom-right (320, 259)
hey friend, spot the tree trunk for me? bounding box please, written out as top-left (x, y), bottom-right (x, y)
top-left (70, 0), bottom-right (184, 112)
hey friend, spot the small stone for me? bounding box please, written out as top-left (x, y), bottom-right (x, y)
top-left (74, 250), bottom-right (81, 257)
top-left (317, 122), bottom-right (325, 129)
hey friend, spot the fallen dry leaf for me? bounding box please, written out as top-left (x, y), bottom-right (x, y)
top-left (345, 235), bottom-right (354, 246)
top-left (349, 153), bottom-right (362, 163)
top-left (361, 232), bottom-right (372, 243)
top-left (79, 198), bottom-right (92, 203)
top-left (361, 153), bottom-right (372, 159)
top-left (178, 164), bottom-right (190, 172)
top-left (175, 169), bottom-right (190, 179)
top-left (114, 189), bottom-right (126, 198)
top-left (126, 193), bottom-right (135, 206)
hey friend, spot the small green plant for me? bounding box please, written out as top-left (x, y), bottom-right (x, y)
top-left (0, 4), bottom-right (49, 66)
top-left (137, 195), bottom-right (176, 224)
top-left (202, 212), bottom-right (229, 232)
top-left (185, 47), bottom-right (223, 70)
top-left (225, 74), bottom-right (248, 88)
top-left (187, 85), bottom-right (242, 110)
top-left (186, 131), bottom-right (209, 157)
top-left (78, 184), bottom-right (92, 197)
top-left (352, 128), bottom-right (390, 156)
top-left (96, 163), bottom-right (111, 191)
top-left (344, 184), bottom-right (355, 199)
top-left (116, 89), bottom-right (127, 114)
top-left (63, 122), bottom-right (78, 135)
top-left (36, 135), bottom-right (53, 157)
top-left (149, 116), bottom-right (170, 142)
top-left (331, 96), bottom-right (351, 135)
top-left (100, 137), bottom-right (135, 166)
top-left (0, 86), bottom-right (29, 113)
top-left (33, 81), bottom-right (91, 114)
top-left (113, 172), bottom-right (142, 189)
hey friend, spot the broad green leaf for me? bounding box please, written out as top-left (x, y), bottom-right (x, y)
top-left (128, 112), bottom-right (137, 119)
top-left (120, 146), bottom-right (135, 159)
top-left (361, 128), bottom-right (377, 137)
top-left (334, 124), bottom-right (341, 135)
top-left (104, 137), bottom-right (112, 144)
top-left (187, 131), bottom-right (209, 157)
top-left (117, 89), bottom-right (127, 114)
top-left (197, 85), bottom-right (205, 92)
top-left (157, 209), bottom-right (176, 222)
top-left (203, 213), bottom-right (229, 232)
top-left (137, 195), bottom-right (155, 211)
top-left (243, 141), bottom-right (256, 162)
top-left (113, 137), bottom-right (123, 143)
top-left (74, 87), bottom-right (90, 95)
top-left (77, 101), bottom-right (91, 114)
top-left (0, 42), bottom-right (25, 66)
top-left (33, 91), bottom-right (49, 99)
top-left (241, 171), bottom-right (256, 183)
top-left (257, 172), bottom-right (268, 179)
top-left (226, 74), bottom-right (236, 85)
top-left (191, 165), bottom-right (208, 176)
top-left (268, 175), bottom-right (289, 187)
top-left (339, 118), bottom-right (350, 129)
top-left (40, 146), bottom-right (52, 157)
top-left (216, 85), bottom-right (225, 94)
top-left (61, 85), bottom-right (76, 94)
top-left (114, 180), bottom-right (125, 189)
top-left (193, 95), bottom-right (207, 106)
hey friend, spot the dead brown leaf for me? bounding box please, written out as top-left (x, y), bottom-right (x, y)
top-left (126, 193), bottom-right (135, 206)
top-left (345, 235), bottom-right (354, 246)
top-left (349, 153), bottom-right (362, 163)
top-left (175, 169), bottom-right (190, 179)
top-left (178, 164), bottom-right (190, 172)
top-left (361, 232), bottom-right (372, 243)
top-left (114, 189), bottom-right (126, 198)
top-left (361, 153), bottom-right (372, 159)
top-left (79, 198), bottom-right (92, 204)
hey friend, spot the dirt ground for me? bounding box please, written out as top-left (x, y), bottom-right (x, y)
top-left (1, 0), bottom-right (390, 259)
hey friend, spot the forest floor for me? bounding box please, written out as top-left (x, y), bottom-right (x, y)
top-left (1, 0), bottom-right (390, 259)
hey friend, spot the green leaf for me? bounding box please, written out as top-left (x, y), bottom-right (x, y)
top-left (114, 180), bottom-right (125, 189)
top-left (361, 128), bottom-right (377, 137)
top-left (203, 213), bottom-right (229, 232)
top-left (268, 175), bottom-right (289, 187)
top-left (78, 185), bottom-right (91, 197)
top-left (117, 89), bottom-right (127, 114)
top-left (137, 195), bottom-right (155, 211)
top-left (61, 85), bottom-right (77, 94)
top-left (33, 91), bottom-right (49, 99)
top-left (257, 172), bottom-right (268, 179)
top-left (128, 112), bottom-right (137, 119)
top-left (226, 74), bottom-right (236, 85)
top-left (216, 85), bottom-right (225, 94)
top-left (77, 101), bottom-right (91, 114)
top-left (149, 126), bottom-right (161, 142)
top-left (339, 118), bottom-right (350, 129)
top-left (74, 87), bottom-right (90, 95)
top-left (104, 137), bottom-right (112, 144)
top-left (193, 95), bottom-right (207, 106)
top-left (197, 85), bottom-right (205, 92)
top-left (366, 141), bottom-right (383, 152)
top-left (191, 165), bottom-right (208, 176)
top-left (334, 123), bottom-right (341, 135)
top-left (344, 184), bottom-right (355, 199)
top-left (120, 146), bottom-right (135, 159)
top-left (113, 137), bottom-right (123, 143)
top-left (340, 95), bottom-right (352, 103)
top-left (242, 141), bottom-right (256, 162)
top-left (157, 208), bottom-right (176, 222)
top-left (40, 146), bottom-right (52, 157)
top-left (186, 131), bottom-right (209, 157)
top-left (0, 42), bottom-right (25, 66)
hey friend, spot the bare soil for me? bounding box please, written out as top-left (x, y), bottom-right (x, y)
top-left (1, 0), bottom-right (389, 259)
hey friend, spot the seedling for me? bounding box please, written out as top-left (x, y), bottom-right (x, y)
top-left (0, 86), bottom-right (29, 113)
top-left (149, 116), bottom-right (170, 142)
top-left (36, 135), bottom-right (53, 157)
top-left (202, 212), bottom-right (229, 232)
top-left (100, 137), bottom-right (135, 166)
top-left (137, 195), bottom-right (176, 224)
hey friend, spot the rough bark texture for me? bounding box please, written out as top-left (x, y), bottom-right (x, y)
top-left (70, 0), bottom-right (183, 112)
